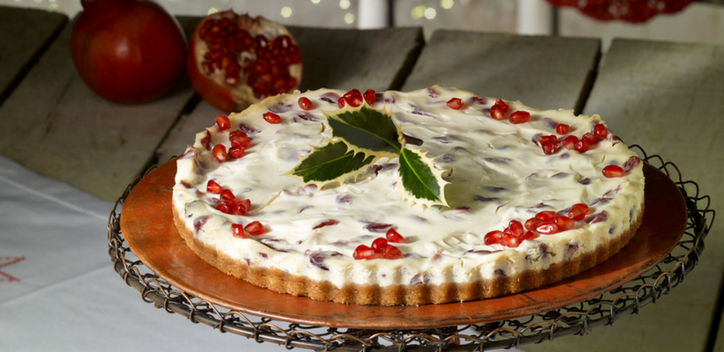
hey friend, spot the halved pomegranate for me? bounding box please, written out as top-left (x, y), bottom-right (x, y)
top-left (188, 11), bottom-right (303, 113)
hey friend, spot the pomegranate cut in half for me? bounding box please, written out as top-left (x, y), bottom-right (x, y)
top-left (188, 11), bottom-right (303, 113)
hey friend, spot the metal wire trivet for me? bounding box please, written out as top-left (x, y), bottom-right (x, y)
top-left (107, 146), bottom-right (714, 351)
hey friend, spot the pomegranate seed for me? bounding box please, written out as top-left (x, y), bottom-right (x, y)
top-left (343, 89), bottom-right (363, 107)
top-left (582, 132), bottom-right (597, 146)
top-left (536, 211), bottom-right (557, 221)
top-left (521, 231), bottom-right (537, 241)
top-left (216, 114), bottom-right (231, 131)
top-left (214, 204), bottom-right (229, 213)
top-left (298, 97), bottom-right (313, 110)
top-left (593, 124), bottom-right (608, 141)
top-left (206, 180), bottom-right (223, 194)
top-left (556, 215), bottom-right (574, 231)
top-left (446, 97), bottom-right (464, 110)
top-left (231, 224), bottom-right (245, 238)
top-left (312, 219), bottom-right (340, 230)
top-left (220, 189), bottom-right (236, 203)
top-left (536, 222), bottom-right (559, 235)
top-left (371, 237), bottom-right (389, 253)
top-left (574, 139), bottom-right (590, 153)
top-left (263, 112), bottom-right (281, 124)
top-left (525, 218), bottom-right (542, 231)
top-left (386, 228), bottom-right (405, 243)
top-left (542, 141), bottom-right (557, 155)
top-left (568, 203), bottom-right (590, 220)
top-left (623, 156), bottom-right (641, 171)
top-left (484, 230), bottom-right (504, 245)
top-left (228, 145), bottom-right (245, 159)
top-left (229, 199), bottom-right (250, 215)
top-left (539, 135), bottom-right (558, 145)
top-left (508, 220), bottom-right (524, 237)
top-left (490, 104), bottom-right (505, 120)
top-left (470, 96), bottom-right (487, 105)
top-left (353, 245), bottom-right (376, 260)
top-left (229, 130), bottom-right (251, 148)
top-left (383, 245), bottom-right (403, 259)
top-left (556, 123), bottom-right (570, 134)
top-left (338, 98), bottom-right (345, 108)
top-left (495, 98), bottom-right (510, 113)
top-left (245, 221), bottom-right (265, 236)
top-left (363, 89), bottom-right (376, 105)
top-left (602, 165), bottom-right (626, 178)
top-left (212, 144), bottom-right (227, 162)
top-left (509, 111), bottom-right (530, 124)
top-left (562, 135), bottom-right (579, 150)
top-left (501, 234), bottom-right (522, 248)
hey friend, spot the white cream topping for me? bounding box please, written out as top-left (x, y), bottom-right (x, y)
top-left (173, 86), bottom-right (645, 288)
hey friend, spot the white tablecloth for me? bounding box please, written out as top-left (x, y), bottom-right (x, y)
top-left (0, 155), bottom-right (523, 351)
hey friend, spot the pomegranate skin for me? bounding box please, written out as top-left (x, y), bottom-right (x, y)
top-left (71, 0), bottom-right (187, 104)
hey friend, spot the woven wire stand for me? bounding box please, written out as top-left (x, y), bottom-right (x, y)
top-left (107, 145), bottom-right (714, 352)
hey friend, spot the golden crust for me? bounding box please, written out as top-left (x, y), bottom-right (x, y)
top-left (173, 201), bottom-right (644, 306)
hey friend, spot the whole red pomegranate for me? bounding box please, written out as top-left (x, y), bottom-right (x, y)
top-left (70, 0), bottom-right (187, 104)
top-left (188, 11), bottom-right (303, 113)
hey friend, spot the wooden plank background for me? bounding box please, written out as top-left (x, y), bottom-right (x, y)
top-left (523, 38), bottom-right (724, 352)
top-left (402, 30), bottom-right (600, 112)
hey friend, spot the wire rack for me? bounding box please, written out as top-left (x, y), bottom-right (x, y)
top-left (107, 145), bottom-right (714, 352)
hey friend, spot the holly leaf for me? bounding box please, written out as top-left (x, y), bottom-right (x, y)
top-left (398, 147), bottom-right (448, 207)
top-left (325, 106), bottom-right (401, 157)
top-left (290, 142), bottom-right (374, 183)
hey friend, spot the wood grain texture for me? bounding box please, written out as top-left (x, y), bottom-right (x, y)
top-left (0, 6), bottom-right (67, 106)
top-left (402, 30), bottom-right (600, 112)
top-left (523, 38), bottom-right (724, 352)
top-left (0, 16), bottom-right (200, 201)
top-left (156, 26), bottom-right (424, 162)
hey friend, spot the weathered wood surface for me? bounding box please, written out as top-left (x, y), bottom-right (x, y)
top-left (0, 6), bottom-right (67, 106)
top-left (524, 38), bottom-right (724, 352)
top-left (0, 17), bottom-right (201, 201)
top-left (402, 30), bottom-right (600, 112)
top-left (156, 26), bottom-right (424, 162)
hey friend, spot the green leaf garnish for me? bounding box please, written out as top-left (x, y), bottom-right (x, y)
top-left (290, 104), bottom-right (449, 207)
top-left (290, 142), bottom-right (374, 183)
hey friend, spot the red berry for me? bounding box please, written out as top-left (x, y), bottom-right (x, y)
top-left (593, 123), bottom-right (608, 141)
top-left (556, 215), bottom-right (574, 231)
top-left (215, 114), bottom-right (231, 131)
top-left (562, 135), bottom-right (579, 150)
top-left (509, 110), bottom-right (530, 124)
top-left (229, 130), bottom-right (250, 147)
top-left (231, 224), bottom-right (245, 238)
top-left (490, 104), bottom-right (505, 120)
top-left (568, 203), bottom-right (589, 220)
top-left (228, 145), bottom-right (245, 159)
top-left (556, 123), bottom-right (570, 134)
top-left (542, 141), bottom-right (557, 155)
top-left (298, 97), bottom-right (313, 110)
top-left (501, 233), bottom-right (522, 248)
top-left (535, 211), bottom-right (557, 221)
top-left (245, 221), bottom-right (265, 235)
top-left (446, 97), bottom-right (464, 110)
top-left (383, 245), bottom-right (403, 259)
top-left (212, 144), bottom-right (227, 162)
top-left (343, 89), bottom-right (363, 107)
top-left (484, 230), bottom-right (504, 245)
top-left (206, 180), bottom-right (223, 194)
top-left (371, 237), bottom-right (389, 253)
top-left (508, 220), bottom-right (524, 237)
top-left (536, 222), bottom-right (559, 235)
top-left (263, 112), bottom-right (281, 124)
top-left (353, 245), bottom-right (376, 260)
top-left (363, 89), bottom-right (376, 105)
top-left (582, 132), bottom-right (597, 146)
top-left (602, 165), bottom-right (626, 178)
top-left (495, 98), bottom-right (510, 113)
top-left (386, 228), bottom-right (405, 243)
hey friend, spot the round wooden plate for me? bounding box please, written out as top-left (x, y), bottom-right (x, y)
top-left (121, 161), bottom-right (687, 329)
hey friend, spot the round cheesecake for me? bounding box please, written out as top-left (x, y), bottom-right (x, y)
top-left (172, 86), bottom-right (645, 306)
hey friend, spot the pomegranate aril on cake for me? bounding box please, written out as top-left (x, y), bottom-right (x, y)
top-left (172, 86), bottom-right (645, 306)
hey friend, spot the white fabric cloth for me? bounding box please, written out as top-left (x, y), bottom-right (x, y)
top-left (0, 155), bottom-right (523, 351)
